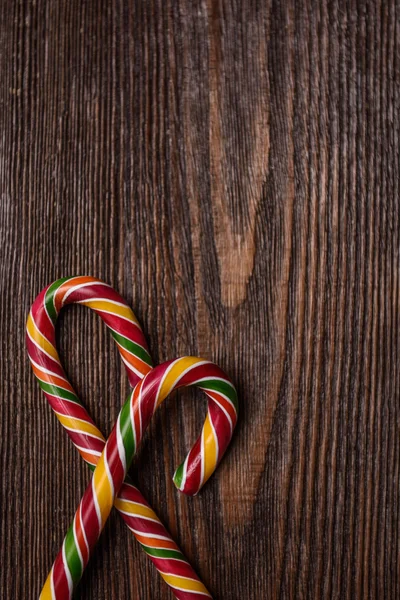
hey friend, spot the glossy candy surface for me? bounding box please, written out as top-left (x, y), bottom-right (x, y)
top-left (27, 277), bottom-right (238, 599)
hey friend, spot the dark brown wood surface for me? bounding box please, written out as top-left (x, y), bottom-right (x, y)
top-left (1, 1), bottom-right (399, 598)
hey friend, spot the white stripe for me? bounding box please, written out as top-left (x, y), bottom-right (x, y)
top-left (28, 357), bottom-right (69, 384)
top-left (39, 391), bottom-right (82, 410)
top-left (92, 477), bottom-right (102, 528)
top-left (147, 555), bottom-right (188, 565)
top-left (154, 359), bottom-right (179, 407)
top-left (62, 541), bottom-right (73, 594)
top-left (203, 393), bottom-right (234, 432)
top-left (116, 510), bottom-right (161, 525)
top-left (72, 514), bottom-right (84, 566)
top-left (62, 424), bottom-right (104, 443)
top-left (114, 333), bottom-right (149, 357)
top-left (129, 389), bottom-right (138, 449)
top-left (193, 375), bottom-right (236, 391)
top-left (29, 310), bottom-right (56, 348)
top-left (116, 413), bottom-right (126, 472)
top-left (164, 585), bottom-right (211, 597)
top-left (116, 497), bottom-right (150, 509)
top-left (151, 358), bottom-right (189, 414)
top-left (166, 359), bottom-right (211, 391)
top-left (208, 411), bottom-right (220, 464)
top-left (61, 280), bottom-right (108, 305)
top-left (51, 283), bottom-right (58, 317)
top-left (88, 307), bottom-right (142, 326)
top-left (53, 412), bottom-right (99, 430)
top-left (154, 359), bottom-right (211, 412)
top-left (200, 428), bottom-right (205, 488)
top-left (120, 353), bottom-right (147, 380)
top-left (75, 444), bottom-right (102, 459)
top-left (44, 294), bottom-right (56, 324)
top-left (28, 357), bottom-right (62, 379)
top-left (80, 503), bottom-right (90, 556)
top-left (127, 528), bottom-right (175, 541)
top-left (33, 373), bottom-right (74, 396)
top-left (160, 572), bottom-right (207, 582)
top-left (116, 340), bottom-right (150, 365)
top-left (103, 449), bottom-right (115, 501)
top-left (159, 573), bottom-right (212, 596)
top-left (138, 384), bottom-right (145, 441)
top-left (78, 296), bottom-right (130, 309)
top-left (26, 328), bottom-right (59, 363)
top-left (177, 454), bottom-right (190, 492)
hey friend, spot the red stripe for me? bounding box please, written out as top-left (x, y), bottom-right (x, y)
top-left (205, 389), bottom-right (237, 426)
top-left (120, 515), bottom-right (175, 539)
top-left (118, 482), bottom-right (145, 503)
top-left (208, 402), bottom-right (232, 456)
top-left (132, 384), bottom-right (146, 445)
top-left (25, 336), bottom-right (64, 376)
top-left (63, 431), bottom-right (105, 456)
top-left (31, 298), bottom-right (57, 343)
top-left (43, 397), bottom-right (98, 424)
top-left (181, 437), bottom-right (202, 495)
top-left (52, 552), bottom-right (70, 600)
top-left (93, 311), bottom-right (148, 346)
top-left (177, 362), bottom-right (228, 387)
top-left (75, 507), bottom-right (89, 567)
top-left (52, 277), bottom-right (99, 312)
top-left (105, 427), bottom-right (125, 488)
top-left (80, 488), bottom-right (100, 552)
top-left (172, 591), bottom-right (211, 600)
top-left (139, 362), bottom-right (173, 420)
top-left (153, 558), bottom-right (201, 579)
top-left (63, 283), bottom-right (128, 305)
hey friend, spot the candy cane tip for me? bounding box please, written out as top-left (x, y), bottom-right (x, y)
top-left (173, 466), bottom-right (200, 497)
top-left (172, 463), bottom-right (184, 491)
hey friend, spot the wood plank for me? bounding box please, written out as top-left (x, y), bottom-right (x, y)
top-left (0, 0), bottom-right (399, 598)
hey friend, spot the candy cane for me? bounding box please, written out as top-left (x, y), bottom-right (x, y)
top-left (27, 277), bottom-right (238, 599)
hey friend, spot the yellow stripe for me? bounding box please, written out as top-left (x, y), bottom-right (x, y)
top-left (39, 570), bottom-right (53, 600)
top-left (158, 357), bottom-right (205, 406)
top-left (79, 299), bottom-right (139, 324)
top-left (202, 413), bottom-right (218, 485)
top-left (93, 454), bottom-right (114, 526)
top-left (56, 413), bottom-right (104, 440)
top-left (114, 499), bottom-right (160, 521)
top-left (161, 573), bottom-right (210, 593)
top-left (27, 314), bottom-right (59, 361)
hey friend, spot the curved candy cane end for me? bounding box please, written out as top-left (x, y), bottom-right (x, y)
top-left (172, 455), bottom-right (210, 497)
top-left (172, 461), bottom-right (185, 492)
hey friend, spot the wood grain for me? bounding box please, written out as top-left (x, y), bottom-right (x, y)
top-left (0, 0), bottom-right (399, 598)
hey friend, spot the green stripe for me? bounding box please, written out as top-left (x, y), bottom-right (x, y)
top-left (39, 381), bottom-right (80, 404)
top-left (64, 523), bottom-right (83, 584)
top-left (141, 545), bottom-right (184, 560)
top-left (198, 379), bottom-right (238, 412)
top-left (44, 277), bottom-right (71, 323)
top-left (173, 463), bottom-right (184, 489)
top-left (111, 330), bottom-right (153, 367)
top-left (119, 395), bottom-right (135, 463)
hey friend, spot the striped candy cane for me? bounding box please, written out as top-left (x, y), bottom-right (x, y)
top-left (27, 277), bottom-right (238, 599)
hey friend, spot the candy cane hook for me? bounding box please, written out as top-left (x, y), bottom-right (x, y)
top-left (42, 357), bottom-right (238, 599)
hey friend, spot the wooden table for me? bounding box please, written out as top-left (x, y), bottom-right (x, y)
top-left (1, 1), bottom-right (398, 598)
